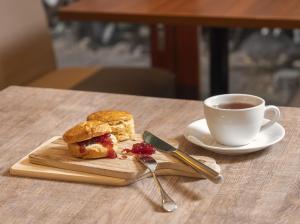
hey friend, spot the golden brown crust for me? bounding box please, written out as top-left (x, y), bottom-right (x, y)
top-left (87, 110), bottom-right (133, 123)
top-left (87, 110), bottom-right (135, 141)
top-left (63, 121), bottom-right (112, 144)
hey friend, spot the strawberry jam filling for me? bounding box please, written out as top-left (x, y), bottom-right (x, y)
top-left (122, 142), bottom-right (155, 155)
top-left (79, 147), bottom-right (86, 154)
top-left (77, 133), bottom-right (117, 158)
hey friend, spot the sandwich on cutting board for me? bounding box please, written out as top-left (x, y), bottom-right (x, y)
top-left (63, 110), bottom-right (135, 159)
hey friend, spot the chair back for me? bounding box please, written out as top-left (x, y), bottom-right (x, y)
top-left (0, 0), bottom-right (56, 89)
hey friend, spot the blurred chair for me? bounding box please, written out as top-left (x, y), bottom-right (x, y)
top-left (0, 0), bottom-right (56, 88)
top-left (0, 0), bottom-right (175, 98)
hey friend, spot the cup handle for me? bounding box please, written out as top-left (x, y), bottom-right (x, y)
top-left (261, 105), bottom-right (280, 131)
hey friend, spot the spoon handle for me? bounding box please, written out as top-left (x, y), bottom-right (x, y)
top-left (150, 171), bottom-right (177, 212)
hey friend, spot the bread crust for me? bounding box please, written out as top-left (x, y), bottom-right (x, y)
top-left (87, 110), bottom-right (135, 141)
top-left (63, 121), bottom-right (112, 144)
top-left (87, 110), bottom-right (133, 123)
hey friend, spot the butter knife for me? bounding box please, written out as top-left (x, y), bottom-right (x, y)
top-left (143, 131), bottom-right (223, 184)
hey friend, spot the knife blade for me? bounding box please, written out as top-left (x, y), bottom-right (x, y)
top-left (143, 131), bottom-right (223, 184)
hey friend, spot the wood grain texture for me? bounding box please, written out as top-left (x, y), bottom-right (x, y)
top-left (60, 0), bottom-right (300, 28)
top-left (28, 136), bottom-right (220, 180)
top-left (1, 86), bottom-right (300, 224)
top-left (11, 136), bottom-right (219, 186)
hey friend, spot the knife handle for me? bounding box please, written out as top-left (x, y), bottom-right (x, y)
top-left (172, 149), bottom-right (223, 184)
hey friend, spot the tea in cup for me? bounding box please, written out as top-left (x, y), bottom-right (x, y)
top-left (203, 94), bottom-right (280, 146)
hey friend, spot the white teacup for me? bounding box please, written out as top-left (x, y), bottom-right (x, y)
top-left (203, 94), bottom-right (280, 146)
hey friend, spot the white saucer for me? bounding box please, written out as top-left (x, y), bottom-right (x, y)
top-left (184, 119), bottom-right (285, 155)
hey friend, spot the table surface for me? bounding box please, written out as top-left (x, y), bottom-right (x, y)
top-left (1, 86), bottom-right (300, 224)
top-left (60, 0), bottom-right (300, 28)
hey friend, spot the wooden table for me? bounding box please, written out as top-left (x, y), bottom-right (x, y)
top-left (1, 86), bottom-right (300, 223)
top-left (59, 0), bottom-right (300, 98)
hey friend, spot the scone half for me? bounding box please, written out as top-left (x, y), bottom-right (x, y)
top-left (63, 121), bottom-right (117, 159)
top-left (87, 110), bottom-right (135, 141)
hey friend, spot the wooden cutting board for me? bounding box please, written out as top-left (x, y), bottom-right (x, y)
top-left (10, 155), bottom-right (218, 186)
top-left (10, 136), bottom-right (221, 186)
top-left (28, 135), bottom-right (220, 180)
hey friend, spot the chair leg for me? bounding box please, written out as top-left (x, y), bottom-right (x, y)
top-left (209, 28), bottom-right (229, 96)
